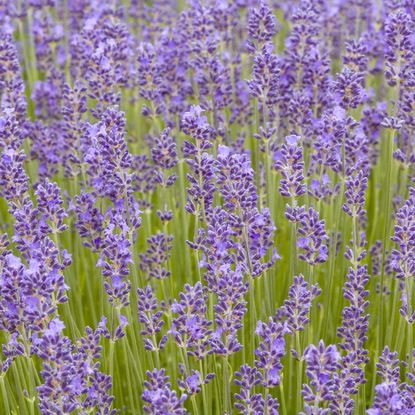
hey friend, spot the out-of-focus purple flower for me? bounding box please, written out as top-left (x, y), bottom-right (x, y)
top-left (246, 2), bottom-right (278, 53)
top-left (384, 10), bottom-right (414, 88)
top-left (140, 233), bottom-right (173, 280)
top-left (333, 69), bottom-right (367, 110)
top-left (151, 127), bottom-right (178, 187)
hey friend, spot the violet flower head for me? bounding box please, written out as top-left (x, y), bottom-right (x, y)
top-left (210, 266), bottom-right (248, 356)
top-left (255, 317), bottom-right (288, 388)
top-left (384, 10), bottom-right (414, 88)
top-left (216, 145), bottom-right (257, 214)
top-left (34, 318), bottom-right (115, 415)
top-left (97, 220), bottom-right (133, 308)
top-left (151, 127), bottom-right (178, 187)
top-left (137, 285), bottom-right (167, 352)
top-left (181, 105), bottom-right (214, 144)
top-left (296, 207), bottom-right (329, 265)
top-left (302, 340), bottom-right (340, 413)
top-left (234, 365), bottom-right (265, 415)
top-left (142, 369), bottom-right (187, 415)
top-left (333, 69), bottom-right (367, 110)
top-left (35, 179), bottom-right (68, 234)
top-left (177, 364), bottom-right (214, 397)
top-left (247, 1), bottom-right (278, 53)
top-left (280, 274), bottom-right (321, 333)
top-left (73, 191), bottom-right (104, 251)
top-left (247, 49), bottom-right (280, 108)
top-left (170, 282), bottom-right (212, 359)
top-left (343, 169), bottom-right (368, 219)
top-left (140, 232), bottom-right (173, 280)
top-left (274, 135), bottom-right (306, 199)
top-left (0, 33), bottom-right (27, 122)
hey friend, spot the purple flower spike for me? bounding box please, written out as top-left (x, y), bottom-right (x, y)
top-left (274, 135), bottom-right (306, 199)
top-left (301, 340), bottom-right (340, 413)
top-left (255, 318), bottom-right (289, 388)
top-left (142, 369), bottom-right (187, 415)
top-left (280, 274), bottom-right (321, 333)
top-left (234, 365), bottom-right (265, 415)
top-left (170, 282), bottom-right (212, 359)
top-left (137, 285), bottom-right (167, 352)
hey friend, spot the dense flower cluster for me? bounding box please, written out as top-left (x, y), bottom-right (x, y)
top-left (1, 1), bottom-right (415, 414)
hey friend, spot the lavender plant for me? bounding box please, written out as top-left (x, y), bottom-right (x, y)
top-left (1, 1), bottom-right (415, 414)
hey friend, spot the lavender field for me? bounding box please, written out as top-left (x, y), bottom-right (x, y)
top-left (1, 0), bottom-right (415, 414)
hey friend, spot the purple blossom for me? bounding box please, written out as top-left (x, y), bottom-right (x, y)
top-left (137, 285), bottom-right (167, 352)
top-left (302, 340), bottom-right (341, 413)
top-left (255, 318), bottom-right (288, 388)
top-left (274, 135), bottom-right (306, 199)
top-left (142, 369), bottom-right (187, 415)
top-left (170, 282), bottom-right (212, 359)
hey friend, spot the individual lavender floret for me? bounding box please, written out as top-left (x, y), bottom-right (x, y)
top-left (246, 1), bottom-right (278, 53)
top-left (170, 282), bottom-right (212, 359)
top-left (296, 207), bottom-right (329, 265)
top-left (210, 267), bottom-right (248, 356)
top-left (177, 364), bottom-right (214, 396)
top-left (301, 340), bottom-right (340, 414)
top-left (280, 274), bottom-right (321, 333)
top-left (140, 233), bottom-right (173, 280)
top-left (137, 285), bottom-right (167, 352)
top-left (255, 318), bottom-right (288, 388)
top-left (274, 135), bottom-right (306, 199)
top-left (234, 365), bottom-right (264, 415)
top-left (142, 368), bottom-right (187, 415)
